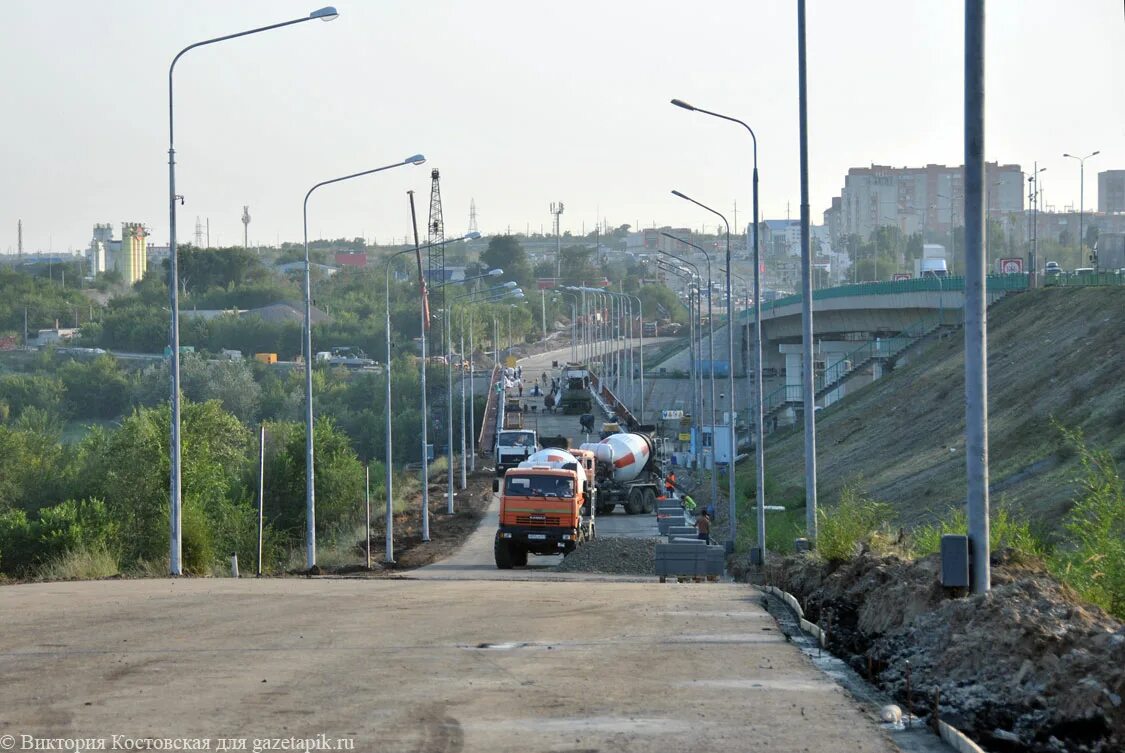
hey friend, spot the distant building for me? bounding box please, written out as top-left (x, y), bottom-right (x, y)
top-left (1098, 170), bottom-right (1125, 214)
top-left (35, 326), bottom-right (80, 346)
top-left (827, 162), bottom-right (1024, 244)
top-left (335, 252), bottom-right (367, 268)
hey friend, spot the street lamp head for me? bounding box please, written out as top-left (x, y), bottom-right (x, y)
top-left (405, 154), bottom-right (426, 165)
top-left (671, 189), bottom-right (689, 200)
top-left (1063, 153), bottom-right (1073, 158)
top-left (670, 98), bottom-right (696, 112)
top-left (487, 268), bottom-right (503, 277)
top-left (310, 6), bottom-right (339, 20)
top-left (1091, 150), bottom-right (1100, 157)
top-left (512, 292), bottom-right (526, 300)
top-left (501, 281), bottom-right (518, 289)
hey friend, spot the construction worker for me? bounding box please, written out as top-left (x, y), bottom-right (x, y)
top-left (696, 511), bottom-right (712, 544)
top-left (664, 470), bottom-right (677, 499)
top-left (681, 493), bottom-right (697, 524)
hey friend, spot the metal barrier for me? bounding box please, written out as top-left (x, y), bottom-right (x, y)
top-left (476, 365), bottom-right (502, 456)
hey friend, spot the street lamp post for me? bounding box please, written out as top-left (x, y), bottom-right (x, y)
top-left (671, 98), bottom-right (765, 557)
top-left (383, 233), bottom-right (479, 562)
top-left (1063, 151), bottom-right (1100, 264)
top-left (302, 155), bottom-right (426, 568)
top-left (672, 189), bottom-right (739, 551)
top-left (451, 282), bottom-right (520, 489)
top-left (438, 269), bottom-right (504, 513)
top-left (660, 246), bottom-right (717, 507)
top-left (165, 5), bottom-right (340, 575)
top-left (652, 261), bottom-right (703, 471)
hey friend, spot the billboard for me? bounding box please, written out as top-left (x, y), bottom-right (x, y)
top-left (998, 258), bottom-right (1024, 274)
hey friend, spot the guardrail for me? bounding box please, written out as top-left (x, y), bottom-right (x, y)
top-left (753, 273), bottom-right (1029, 318)
top-left (588, 369), bottom-right (641, 428)
top-left (476, 365), bottom-right (502, 455)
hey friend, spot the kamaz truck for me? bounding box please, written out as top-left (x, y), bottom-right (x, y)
top-left (493, 448), bottom-right (595, 568)
top-left (580, 431), bottom-right (662, 515)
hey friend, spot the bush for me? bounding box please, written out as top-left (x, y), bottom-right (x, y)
top-left (1049, 427), bottom-right (1125, 619)
top-left (816, 484), bottom-right (895, 563)
top-left (910, 503), bottom-right (1045, 560)
top-left (37, 544), bottom-right (119, 581)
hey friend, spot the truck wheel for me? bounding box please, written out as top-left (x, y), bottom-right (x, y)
top-left (513, 546), bottom-right (528, 567)
top-left (625, 488), bottom-right (644, 515)
top-left (494, 538), bottom-right (514, 569)
top-left (643, 488), bottom-right (657, 514)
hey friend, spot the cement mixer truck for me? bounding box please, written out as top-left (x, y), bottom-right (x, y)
top-left (492, 448), bottom-right (596, 568)
top-left (580, 431), bottom-right (662, 516)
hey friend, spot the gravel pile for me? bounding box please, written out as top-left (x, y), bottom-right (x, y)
top-left (556, 537), bottom-right (658, 575)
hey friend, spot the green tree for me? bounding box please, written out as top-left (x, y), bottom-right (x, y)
top-left (0, 373), bottom-right (65, 419)
top-left (480, 236), bottom-right (533, 289)
top-left (59, 355), bottom-right (130, 419)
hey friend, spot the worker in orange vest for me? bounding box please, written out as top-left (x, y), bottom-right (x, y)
top-left (664, 470), bottom-right (677, 499)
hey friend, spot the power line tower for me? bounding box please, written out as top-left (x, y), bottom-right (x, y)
top-left (194, 217), bottom-right (204, 248)
top-left (468, 198), bottom-right (478, 235)
top-left (241, 206), bottom-right (251, 249)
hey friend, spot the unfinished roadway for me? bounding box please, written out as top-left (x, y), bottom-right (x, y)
top-left (0, 344), bottom-right (907, 753)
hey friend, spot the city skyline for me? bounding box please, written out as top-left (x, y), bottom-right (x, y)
top-left (2, 0), bottom-right (1121, 253)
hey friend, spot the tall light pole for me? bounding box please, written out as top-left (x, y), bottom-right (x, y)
top-left (165, 6), bottom-right (339, 575)
top-left (936, 193), bottom-right (957, 275)
top-left (652, 263), bottom-right (702, 466)
top-left (670, 98), bottom-right (765, 557)
top-left (302, 155), bottom-right (426, 569)
top-left (660, 245), bottom-right (716, 507)
top-left (672, 190), bottom-right (738, 550)
top-left (449, 281), bottom-right (518, 490)
top-left (1063, 151), bottom-right (1100, 264)
top-left (384, 233), bottom-right (479, 562)
top-left (439, 269), bottom-right (504, 513)
top-left (629, 293), bottom-right (645, 422)
top-left (964, 0), bottom-right (989, 594)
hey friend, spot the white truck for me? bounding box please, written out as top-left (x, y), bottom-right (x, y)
top-left (495, 429), bottom-right (539, 476)
top-left (915, 244), bottom-right (949, 278)
top-left (580, 431), bottom-right (662, 515)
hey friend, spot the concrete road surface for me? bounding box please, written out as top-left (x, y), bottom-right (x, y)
top-left (0, 342), bottom-right (902, 753)
top-left (0, 578), bottom-right (899, 753)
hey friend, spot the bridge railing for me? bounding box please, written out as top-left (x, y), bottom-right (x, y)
top-left (1044, 272), bottom-right (1125, 287)
top-left (476, 365), bottom-right (502, 455)
top-left (752, 273), bottom-right (1029, 318)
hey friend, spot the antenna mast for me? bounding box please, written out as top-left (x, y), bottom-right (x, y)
top-left (242, 206), bottom-right (251, 249)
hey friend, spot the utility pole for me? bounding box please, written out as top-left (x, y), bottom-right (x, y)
top-left (798, 0), bottom-right (819, 544)
top-left (964, 0), bottom-right (990, 595)
top-left (242, 205), bottom-right (251, 249)
top-left (409, 190), bottom-right (431, 542)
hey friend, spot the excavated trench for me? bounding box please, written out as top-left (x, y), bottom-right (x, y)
top-left (733, 551), bottom-right (1123, 753)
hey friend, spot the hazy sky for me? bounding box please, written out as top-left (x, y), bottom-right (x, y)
top-left (2, 0), bottom-right (1122, 253)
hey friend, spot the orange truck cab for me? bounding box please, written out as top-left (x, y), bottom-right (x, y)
top-left (493, 449), bottom-right (596, 569)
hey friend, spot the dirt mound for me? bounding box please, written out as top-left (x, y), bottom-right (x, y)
top-left (749, 552), bottom-right (1123, 753)
top-left (556, 537), bottom-right (657, 575)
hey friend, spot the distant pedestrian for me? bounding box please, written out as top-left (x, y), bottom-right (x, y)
top-left (696, 511), bottom-right (711, 544)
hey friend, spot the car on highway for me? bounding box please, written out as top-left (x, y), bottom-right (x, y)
top-left (1044, 261), bottom-right (1062, 277)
